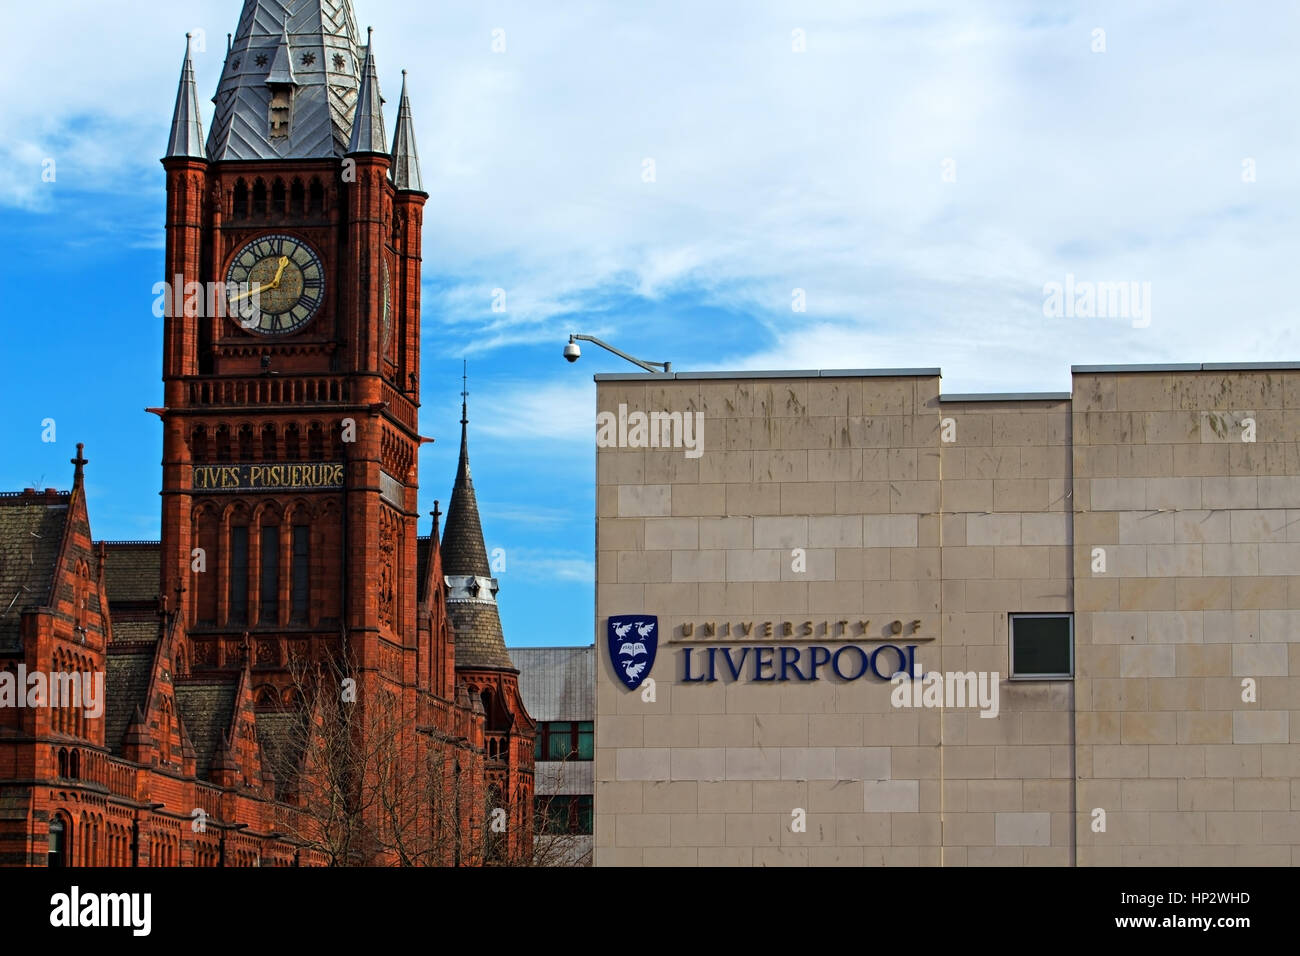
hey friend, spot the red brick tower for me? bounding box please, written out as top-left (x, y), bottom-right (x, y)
top-left (0, 1), bottom-right (529, 869)
top-left (159, 3), bottom-right (425, 716)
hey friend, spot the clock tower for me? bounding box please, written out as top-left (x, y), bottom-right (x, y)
top-left (159, 2), bottom-right (431, 714)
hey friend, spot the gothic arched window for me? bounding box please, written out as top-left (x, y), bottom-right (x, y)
top-left (259, 516), bottom-right (281, 626)
top-left (261, 424), bottom-right (278, 461)
top-left (238, 424), bottom-right (254, 460)
top-left (191, 426), bottom-right (209, 463)
top-left (215, 425), bottom-right (232, 463)
top-left (307, 423), bottom-right (324, 461)
top-left (48, 816), bottom-right (69, 868)
top-left (284, 424), bottom-right (301, 460)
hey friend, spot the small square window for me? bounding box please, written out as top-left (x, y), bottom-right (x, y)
top-left (546, 721), bottom-right (575, 761)
top-left (1009, 613), bottom-right (1073, 679)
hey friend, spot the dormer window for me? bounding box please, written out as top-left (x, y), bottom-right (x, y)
top-left (269, 85), bottom-right (293, 139)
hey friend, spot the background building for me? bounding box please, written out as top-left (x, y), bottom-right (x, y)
top-left (512, 645), bottom-right (594, 865)
top-left (595, 363), bottom-right (1300, 866)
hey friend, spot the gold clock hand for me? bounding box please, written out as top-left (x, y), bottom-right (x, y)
top-left (229, 255), bottom-right (288, 306)
top-left (228, 282), bottom-right (265, 304)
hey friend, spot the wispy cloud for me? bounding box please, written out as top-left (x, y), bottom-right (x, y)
top-left (10, 2), bottom-right (1298, 387)
top-left (472, 380), bottom-right (594, 443)
top-left (486, 504), bottom-right (580, 529)
top-left (499, 548), bottom-right (595, 584)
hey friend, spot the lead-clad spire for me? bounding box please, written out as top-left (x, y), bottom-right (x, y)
top-left (206, 0), bottom-right (364, 160)
top-left (389, 71), bottom-right (424, 191)
top-left (165, 34), bottom-right (207, 160)
top-left (347, 28), bottom-right (387, 155)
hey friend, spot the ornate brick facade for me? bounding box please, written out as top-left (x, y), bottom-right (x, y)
top-left (0, 0), bottom-right (532, 867)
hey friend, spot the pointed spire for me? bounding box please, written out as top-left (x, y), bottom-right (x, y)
top-left (461, 359), bottom-right (469, 425)
top-left (165, 33), bottom-right (207, 160)
top-left (442, 365), bottom-right (514, 671)
top-left (264, 16), bottom-right (297, 85)
top-left (390, 70), bottom-right (424, 191)
top-left (347, 27), bottom-right (387, 155)
top-left (207, 0), bottom-right (366, 160)
top-left (443, 364), bottom-right (489, 577)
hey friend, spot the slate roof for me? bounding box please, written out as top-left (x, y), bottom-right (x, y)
top-left (111, 619), bottom-right (162, 646)
top-left (446, 602), bottom-right (513, 671)
top-left (175, 680), bottom-right (239, 778)
top-left (440, 409), bottom-right (514, 671)
top-left (0, 493), bottom-right (70, 652)
top-left (101, 542), bottom-right (160, 609)
top-left (510, 646), bottom-right (594, 722)
top-left (104, 647), bottom-right (156, 753)
top-left (441, 415), bottom-right (492, 580)
top-left (256, 710), bottom-right (305, 798)
top-left (206, 0), bottom-right (365, 161)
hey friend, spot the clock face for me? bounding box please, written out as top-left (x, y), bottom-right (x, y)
top-left (380, 257), bottom-right (392, 355)
top-left (225, 234), bottom-right (324, 335)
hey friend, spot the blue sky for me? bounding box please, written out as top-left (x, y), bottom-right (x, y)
top-left (1, 0), bottom-right (1298, 647)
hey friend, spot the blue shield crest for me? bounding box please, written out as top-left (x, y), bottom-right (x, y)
top-left (607, 614), bottom-right (657, 690)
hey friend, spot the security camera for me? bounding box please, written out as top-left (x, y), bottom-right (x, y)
top-left (563, 341), bottom-right (581, 363)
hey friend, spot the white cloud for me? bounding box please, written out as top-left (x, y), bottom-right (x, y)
top-left (472, 379), bottom-right (594, 443)
top-left (8, 0), bottom-right (1299, 384)
top-left (504, 549), bottom-right (595, 584)
top-left (485, 505), bottom-right (578, 529)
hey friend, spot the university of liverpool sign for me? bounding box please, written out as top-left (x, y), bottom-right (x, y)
top-left (191, 462), bottom-right (344, 492)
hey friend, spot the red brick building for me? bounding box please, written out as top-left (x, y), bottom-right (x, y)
top-left (0, 0), bottom-right (533, 867)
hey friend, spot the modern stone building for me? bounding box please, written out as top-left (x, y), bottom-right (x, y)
top-left (595, 362), bottom-right (1300, 866)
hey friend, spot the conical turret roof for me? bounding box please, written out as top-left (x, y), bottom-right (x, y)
top-left (389, 71), bottom-right (423, 191)
top-left (442, 379), bottom-right (514, 671)
top-left (442, 399), bottom-right (491, 579)
top-left (165, 34), bottom-right (207, 159)
top-left (347, 30), bottom-right (387, 155)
